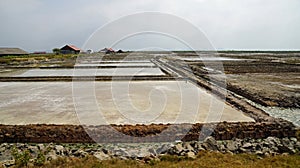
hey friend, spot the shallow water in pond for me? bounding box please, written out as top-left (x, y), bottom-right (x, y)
top-left (15, 68), bottom-right (164, 77)
top-left (0, 81), bottom-right (254, 125)
top-left (75, 62), bottom-right (156, 67)
top-left (179, 57), bottom-right (245, 61)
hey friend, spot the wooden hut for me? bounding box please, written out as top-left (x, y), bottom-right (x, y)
top-left (60, 45), bottom-right (81, 54)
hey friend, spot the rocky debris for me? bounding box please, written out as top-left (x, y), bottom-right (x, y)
top-left (202, 136), bottom-right (219, 151)
top-left (156, 144), bottom-right (174, 154)
top-left (0, 136), bottom-right (299, 167)
top-left (186, 151), bottom-right (196, 159)
top-left (93, 151), bottom-right (110, 160)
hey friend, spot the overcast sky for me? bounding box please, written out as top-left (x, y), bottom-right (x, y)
top-left (0, 0), bottom-right (299, 52)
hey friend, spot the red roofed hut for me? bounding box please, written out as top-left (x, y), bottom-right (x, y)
top-left (99, 48), bottom-right (115, 54)
top-left (60, 45), bottom-right (81, 54)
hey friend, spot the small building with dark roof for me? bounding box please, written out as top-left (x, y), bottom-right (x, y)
top-left (60, 45), bottom-right (81, 54)
top-left (0, 48), bottom-right (28, 56)
top-left (117, 49), bottom-right (124, 53)
top-left (99, 48), bottom-right (115, 54)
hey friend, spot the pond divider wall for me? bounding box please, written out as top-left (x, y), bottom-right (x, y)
top-left (0, 121), bottom-right (296, 143)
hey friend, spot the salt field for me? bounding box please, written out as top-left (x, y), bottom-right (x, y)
top-left (80, 60), bottom-right (152, 63)
top-left (75, 62), bottom-right (156, 67)
top-left (0, 81), bottom-right (254, 125)
top-left (179, 56), bottom-right (244, 61)
top-left (15, 68), bottom-right (165, 77)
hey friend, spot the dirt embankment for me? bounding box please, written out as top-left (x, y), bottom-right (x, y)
top-left (0, 121), bottom-right (296, 143)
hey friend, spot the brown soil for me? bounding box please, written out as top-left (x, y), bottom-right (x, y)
top-left (0, 121), bottom-right (296, 143)
top-left (188, 55), bottom-right (300, 108)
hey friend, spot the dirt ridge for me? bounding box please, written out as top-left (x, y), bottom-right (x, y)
top-left (0, 121), bottom-right (296, 143)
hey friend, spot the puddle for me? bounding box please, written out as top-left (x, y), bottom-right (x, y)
top-left (0, 81), bottom-right (254, 125)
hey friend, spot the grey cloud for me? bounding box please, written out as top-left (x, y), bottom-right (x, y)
top-left (0, 0), bottom-right (299, 51)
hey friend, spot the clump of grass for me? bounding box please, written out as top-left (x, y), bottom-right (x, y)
top-left (159, 155), bottom-right (193, 162)
top-left (35, 151), bottom-right (300, 168)
top-left (0, 54), bottom-right (77, 66)
top-left (11, 147), bottom-right (32, 168)
top-left (0, 58), bottom-right (10, 64)
top-left (10, 145), bottom-right (52, 167)
top-left (33, 150), bottom-right (46, 166)
top-left (35, 156), bottom-right (142, 168)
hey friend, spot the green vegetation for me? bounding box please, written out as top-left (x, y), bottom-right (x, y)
top-left (0, 54), bottom-right (77, 67)
top-left (11, 147), bottom-right (31, 167)
top-left (10, 145), bottom-right (51, 168)
top-left (0, 53), bottom-right (76, 60)
top-left (33, 151), bottom-right (46, 166)
top-left (0, 52), bottom-right (129, 67)
top-left (7, 151), bottom-right (299, 168)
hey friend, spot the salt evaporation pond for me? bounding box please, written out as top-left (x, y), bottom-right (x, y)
top-left (0, 81), bottom-right (254, 125)
top-left (179, 57), bottom-right (244, 61)
top-left (75, 62), bottom-right (156, 67)
top-left (79, 60), bottom-right (152, 64)
top-left (15, 68), bottom-right (164, 77)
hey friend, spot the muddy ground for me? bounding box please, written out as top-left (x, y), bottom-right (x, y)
top-left (188, 52), bottom-right (300, 108)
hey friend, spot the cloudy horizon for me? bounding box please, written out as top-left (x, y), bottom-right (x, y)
top-left (0, 0), bottom-right (299, 52)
